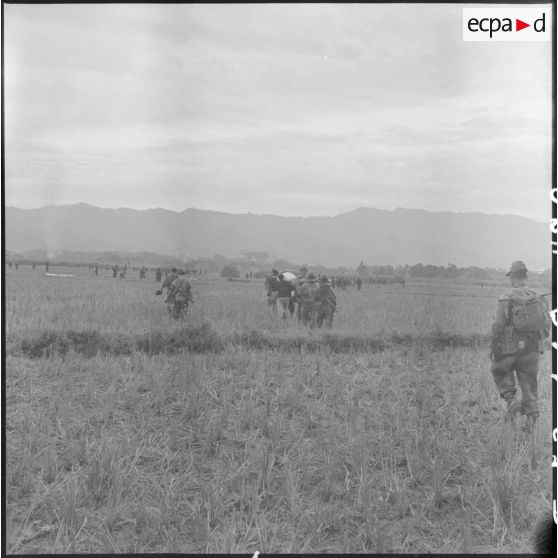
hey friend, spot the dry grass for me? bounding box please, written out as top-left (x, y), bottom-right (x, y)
top-left (5, 270), bottom-right (552, 553)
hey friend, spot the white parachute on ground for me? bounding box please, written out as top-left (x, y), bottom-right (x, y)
top-left (281, 271), bottom-right (297, 283)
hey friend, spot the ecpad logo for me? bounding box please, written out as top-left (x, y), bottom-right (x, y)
top-left (463, 8), bottom-right (551, 41)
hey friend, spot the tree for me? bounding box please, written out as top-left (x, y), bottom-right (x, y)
top-left (221, 265), bottom-right (240, 278)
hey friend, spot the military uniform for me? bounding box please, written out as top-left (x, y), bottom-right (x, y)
top-left (168, 275), bottom-right (194, 319)
top-left (276, 276), bottom-right (294, 319)
top-left (297, 276), bottom-right (319, 327)
top-left (265, 271), bottom-right (280, 311)
top-left (162, 270), bottom-right (179, 312)
top-left (314, 278), bottom-right (337, 328)
top-left (490, 262), bottom-right (549, 429)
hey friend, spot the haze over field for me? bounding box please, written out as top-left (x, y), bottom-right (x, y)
top-left (5, 204), bottom-right (549, 269)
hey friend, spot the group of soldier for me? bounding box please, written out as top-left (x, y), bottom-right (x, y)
top-left (265, 267), bottom-right (337, 328)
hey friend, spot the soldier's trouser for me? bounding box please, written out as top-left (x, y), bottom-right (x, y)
top-left (315, 307), bottom-right (334, 328)
top-left (300, 302), bottom-right (315, 326)
top-left (277, 297), bottom-right (290, 318)
top-left (288, 297), bottom-right (296, 316)
top-left (267, 291), bottom-right (278, 311)
top-left (491, 350), bottom-right (539, 417)
top-left (172, 300), bottom-right (188, 319)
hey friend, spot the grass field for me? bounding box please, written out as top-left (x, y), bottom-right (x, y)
top-left (5, 268), bottom-right (553, 553)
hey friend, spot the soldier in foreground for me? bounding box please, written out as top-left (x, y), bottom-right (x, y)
top-left (314, 275), bottom-right (337, 328)
top-left (489, 261), bottom-right (549, 432)
top-left (168, 270), bottom-right (194, 320)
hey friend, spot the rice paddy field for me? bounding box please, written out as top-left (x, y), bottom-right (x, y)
top-left (4, 266), bottom-right (554, 553)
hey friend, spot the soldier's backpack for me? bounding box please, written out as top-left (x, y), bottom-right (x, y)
top-left (508, 287), bottom-right (549, 336)
top-left (173, 277), bottom-right (192, 302)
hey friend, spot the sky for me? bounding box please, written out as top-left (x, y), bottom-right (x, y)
top-left (4, 3), bottom-right (553, 221)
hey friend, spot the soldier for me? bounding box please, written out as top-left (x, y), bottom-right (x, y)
top-left (168, 270), bottom-right (194, 319)
top-left (139, 267), bottom-right (147, 279)
top-left (155, 268), bottom-right (162, 282)
top-left (8, 261), bottom-right (12, 270)
top-left (265, 269), bottom-right (280, 311)
top-left (297, 273), bottom-right (319, 327)
top-left (15, 262), bottom-right (19, 270)
top-left (45, 261), bottom-right (49, 273)
top-left (490, 261), bottom-right (550, 432)
top-left (356, 277), bottom-right (363, 290)
top-left (162, 267), bottom-right (179, 312)
top-left (95, 263), bottom-right (99, 276)
top-left (293, 267), bottom-right (308, 321)
top-left (276, 273), bottom-right (294, 319)
top-left (112, 265), bottom-right (118, 278)
top-left (314, 276), bottom-right (337, 328)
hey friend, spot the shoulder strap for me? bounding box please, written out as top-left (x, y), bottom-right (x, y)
top-left (506, 299), bottom-right (514, 326)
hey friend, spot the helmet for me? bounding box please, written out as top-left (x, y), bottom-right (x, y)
top-left (506, 261), bottom-right (527, 276)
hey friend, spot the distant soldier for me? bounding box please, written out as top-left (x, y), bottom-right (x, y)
top-left (168, 270), bottom-right (194, 319)
top-left (162, 267), bottom-right (179, 311)
top-left (292, 267), bottom-right (308, 321)
top-left (297, 273), bottom-right (319, 327)
top-left (112, 265), bottom-right (118, 278)
top-left (95, 263), bottom-right (99, 276)
top-left (8, 261), bottom-right (12, 269)
top-left (119, 270), bottom-right (126, 279)
top-left (32, 263), bottom-right (36, 269)
top-left (155, 268), bottom-right (162, 282)
top-left (162, 267), bottom-right (179, 292)
top-left (139, 267), bottom-right (147, 279)
top-left (45, 261), bottom-right (49, 273)
top-left (265, 269), bottom-right (280, 311)
top-left (15, 262), bottom-right (19, 270)
top-left (276, 273), bottom-right (294, 319)
top-left (314, 276), bottom-right (337, 328)
top-left (356, 277), bottom-right (362, 290)
top-left (490, 261), bottom-right (550, 433)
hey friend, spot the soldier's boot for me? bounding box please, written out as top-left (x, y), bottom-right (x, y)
top-left (522, 413), bottom-right (537, 434)
top-left (504, 396), bottom-right (521, 423)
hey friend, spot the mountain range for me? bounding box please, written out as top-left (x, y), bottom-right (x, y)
top-left (4, 204), bottom-right (550, 269)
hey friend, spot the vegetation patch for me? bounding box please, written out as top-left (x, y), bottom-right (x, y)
top-left (11, 323), bottom-right (225, 359)
top-left (11, 326), bottom-right (489, 359)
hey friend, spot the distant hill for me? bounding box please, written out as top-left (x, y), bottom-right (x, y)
top-left (4, 204), bottom-right (550, 269)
